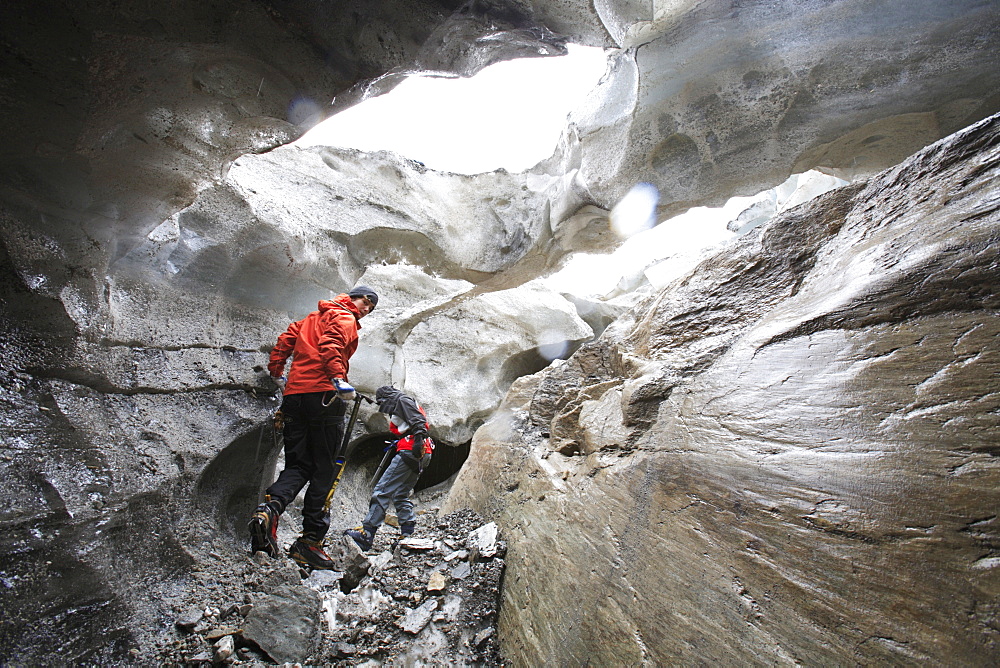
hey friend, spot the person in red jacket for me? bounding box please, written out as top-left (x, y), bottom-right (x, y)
top-left (249, 285), bottom-right (378, 570)
top-left (344, 385), bottom-right (434, 551)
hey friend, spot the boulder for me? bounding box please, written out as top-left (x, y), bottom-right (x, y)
top-left (324, 535), bottom-right (372, 593)
top-left (212, 634), bottom-right (235, 664)
top-left (242, 584), bottom-right (322, 664)
top-left (466, 523), bottom-right (500, 559)
top-left (398, 599), bottom-right (439, 635)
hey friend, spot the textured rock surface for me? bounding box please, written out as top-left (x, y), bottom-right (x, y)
top-left (444, 114), bottom-right (1000, 664)
top-left (242, 583), bottom-right (322, 664)
top-left (547, 0), bottom-right (1000, 216)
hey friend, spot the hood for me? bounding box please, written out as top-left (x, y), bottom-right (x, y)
top-left (319, 294), bottom-right (363, 321)
top-left (375, 385), bottom-right (402, 415)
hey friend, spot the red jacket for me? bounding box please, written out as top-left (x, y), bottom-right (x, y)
top-left (268, 295), bottom-right (362, 395)
top-left (389, 404), bottom-right (435, 455)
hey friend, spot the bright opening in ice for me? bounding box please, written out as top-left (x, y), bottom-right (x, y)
top-left (542, 171), bottom-right (850, 300)
top-left (293, 45), bottom-right (849, 306)
top-left (294, 44), bottom-right (608, 174)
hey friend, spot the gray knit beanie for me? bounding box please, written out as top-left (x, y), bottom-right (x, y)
top-left (347, 285), bottom-right (379, 310)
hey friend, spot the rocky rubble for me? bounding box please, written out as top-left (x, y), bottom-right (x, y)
top-left (156, 510), bottom-right (506, 666)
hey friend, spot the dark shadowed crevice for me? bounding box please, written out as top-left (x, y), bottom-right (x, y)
top-left (347, 432), bottom-right (471, 493)
top-left (417, 438), bottom-right (471, 491)
top-left (500, 340), bottom-right (584, 388)
top-left (192, 421), bottom-right (282, 544)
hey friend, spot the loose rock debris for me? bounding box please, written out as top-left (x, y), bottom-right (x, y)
top-left (157, 510), bottom-right (507, 665)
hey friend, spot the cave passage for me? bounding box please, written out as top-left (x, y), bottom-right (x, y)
top-left (347, 432), bottom-right (471, 493)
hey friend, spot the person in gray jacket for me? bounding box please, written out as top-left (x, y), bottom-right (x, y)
top-left (345, 385), bottom-right (433, 551)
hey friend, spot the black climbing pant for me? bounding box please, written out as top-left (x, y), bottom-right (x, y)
top-left (266, 391), bottom-right (346, 540)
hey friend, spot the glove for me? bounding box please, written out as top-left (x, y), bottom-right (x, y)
top-left (399, 450), bottom-right (421, 474)
top-left (272, 375), bottom-right (287, 390)
top-left (332, 378), bottom-right (355, 401)
top-left (411, 436), bottom-right (431, 472)
top-left (411, 435), bottom-right (425, 459)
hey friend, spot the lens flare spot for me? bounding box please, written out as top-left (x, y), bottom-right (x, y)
top-left (538, 339), bottom-right (569, 361)
top-left (288, 96), bottom-right (324, 129)
top-left (611, 182), bottom-right (659, 239)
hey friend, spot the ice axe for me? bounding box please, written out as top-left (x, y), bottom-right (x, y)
top-left (369, 441), bottom-right (396, 488)
top-left (322, 391), bottom-right (373, 512)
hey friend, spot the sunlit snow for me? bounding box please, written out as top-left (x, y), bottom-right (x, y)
top-left (294, 44), bottom-right (609, 174)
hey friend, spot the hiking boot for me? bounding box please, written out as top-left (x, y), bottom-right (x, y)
top-left (344, 526), bottom-right (376, 551)
top-left (248, 499), bottom-right (281, 557)
top-left (400, 522), bottom-right (415, 537)
top-left (288, 536), bottom-right (335, 570)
